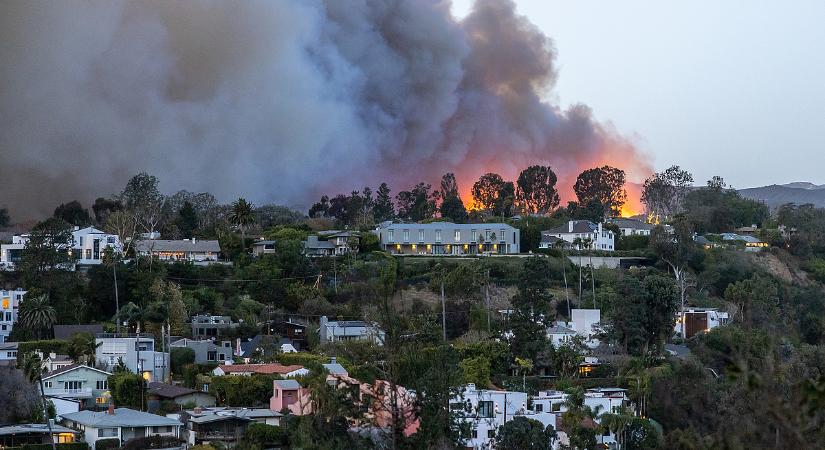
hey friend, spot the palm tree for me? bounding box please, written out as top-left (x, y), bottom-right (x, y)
top-left (21, 352), bottom-right (57, 450)
top-left (229, 198), bottom-right (256, 253)
top-left (18, 293), bottom-right (57, 339)
top-left (69, 332), bottom-right (101, 366)
top-left (599, 406), bottom-right (636, 450)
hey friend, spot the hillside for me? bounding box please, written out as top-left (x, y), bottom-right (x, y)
top-left (738, 182), bottom-right (825, 208)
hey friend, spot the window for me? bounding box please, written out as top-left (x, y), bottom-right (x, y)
top-left (96, 380), bottom-right (108, 390)
top-left (471, 229), bottom-right (477, 241)
top-left (435, 230), bottom-right (442, 242)
top-left (153, 426), bottom-right (172, 433)
top-left (98, 428), bottom-right (118, 438)
top-left (219, 353), bottom-right (226, 361)
top-left (64, 381), bottom-right (82, 391)
top-left (478, 401), bottom-right (494, 418)
top-left (202, 384), bottom-right (209, 392)
top-left (471, 429), bottom-right (478, 439)
top-left (107, 236), bottom-right (115, 244)
top-left (534, 403), bottom-right (543, 412)
top-left (7, 351), bottom-right (16, 358)
top-left (418, 230), bottom-right (424, 242)
top-left (487, 429), bottom-right (495, 439)
top-left (500, 229), bottom-right (505, 241)
top-left (44, 381), bottom-right (53, 388)
top-left (551, 402), bottom-right (562, 412)
top-left (1, 298), bottom-right (7, 309)
top-left (85, 249), bottom-right (92, 260)
top-left (485, 229), bottom-right (490, 241)
top-left (1, 325), bottom-right (5, 331)
top-left (4, 312), bottom-right (10, 321)
top-left (95, 397), bottom-right (107, 404)
top-left (79, 236), bottom-right (84, 246)
top-left (454, 230), bottom-right (460, 241)
top-left (403, 229), bottom-right (410, 242)
top-left (388, 230), bottom-right (394, 242)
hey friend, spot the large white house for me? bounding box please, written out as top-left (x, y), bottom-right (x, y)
top-left (531, 388), bottom-right (632, 448)
top-left (540, 220), bottom-right (614, 252)
top-left (0, 226), bottom-right (121, 270)
top-left (95, 334), bottom-right (169, 382)
top-left (0, 288), bottom-right (25, 342)
top-left (61, 407), bottom-right (182, 450)
top-left (374, 222), bottom-right (520, 255)
top-left (452, 384), bottom-right (556, 449)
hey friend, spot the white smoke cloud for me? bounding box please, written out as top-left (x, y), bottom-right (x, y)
top-left (0, 0), bottom-right (648, 218)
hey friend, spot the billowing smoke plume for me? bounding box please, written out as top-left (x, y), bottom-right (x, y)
top-left (0, 0), bottom-right (650, 219)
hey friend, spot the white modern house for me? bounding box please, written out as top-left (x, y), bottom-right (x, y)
top-left (540, 221), bottom-right (614, 252)
top-left (319, 316), bottom-right (385, 345)
top-left (95, 334), bottom-right (169, 382)
top-left (170, 338), bottom-right (235, 365)
top-left (452, 384), bottom-right (556, 449)
top-left (606, 218), bottom-right (654, 236)
top-left (42, 364), bottom-right (112, 415)
top-left (374, 222), bottom-right (520, 255)
top-left (61, 407), bottom-right (182, 450)
top-left (531, 388), bottom-right (632, 448)
top-left (0, 288), bottom-right (25, 342)
top-left (0, 227), bottom-right (121, 270)
top-left (135, 238), bottom-right (221, 263)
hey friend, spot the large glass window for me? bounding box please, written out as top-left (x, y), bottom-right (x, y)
top-left (454, 230), bottom-right (460, 241)
top-left (96, 380), bottom-right (108, 390)
top-left (435, 230), bottom-right (442, 242)
top-left (419, 230), bottom-right (425, 242)
top-left (388, 230), bottom-right (394, 243)
top-left (478, 401), bottom-right (494, 418)
top-left (471, 229), bottom-right (477, 241)
top-left (403, 229), bottom-right (410, 242)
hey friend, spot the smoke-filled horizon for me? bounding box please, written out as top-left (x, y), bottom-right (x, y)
top-left (0, 0), bottom-right (650, 220)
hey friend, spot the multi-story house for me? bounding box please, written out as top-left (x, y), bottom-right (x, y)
top-left (39, 352), bottom-right (74, 372)
top-left (42, 364), bottom-right (112, 415)
top-left (0, 288), bottom-right (25, 342)
top-left (540, 220), bottom-right (615, 252)
top-left (0, 227), bottom-right (121, 270)
top-left (531, 388), bottom-right (632, 448)
top-left (606, 218), bottom-right (654, 236)
top-left (451, 384), bottom-right (556, 449)
top-left (374, 222), bottom-right (520, 255)
top-left (95, 334), bottom-right (169, 382)
top-left (62, 406), bottom-right (182, 450)
top-left (170, 338), bottom-right (235, 365)
top-left (134, 238), bottom-right (221, 263)
top-left (319, 316), bottom-right (385, 345)
top-left (191, 315), bottom-right (238, 338)
top-left (302, 230), bottom-right (361, 257)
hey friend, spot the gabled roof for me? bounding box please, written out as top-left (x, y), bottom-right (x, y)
top-left (62, 408), bottom-right (182, 427)
top-left (135, 239), bottom-right (221, 253)
top-left (547, 325), bottom-right (577, 335)
top-left (53, 324), bottom-right (104, 340)
top-left (607, 218), bottom-right (654, 230)
top-left (323, 363), bottom-right (348, 376)
top-left (43, 364), bottom-right (111, 380)
top-left (543, 220), bottom-right (598, 234)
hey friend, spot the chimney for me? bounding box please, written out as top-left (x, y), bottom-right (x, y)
top-left (330, 356), bottom-right (337, 364)
top-left (49, 352), bottom-right (56, 359)
top-left (108, 404), bottom-right (115, 415)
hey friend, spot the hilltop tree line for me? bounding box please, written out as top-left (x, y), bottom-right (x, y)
top-left (308, 165), bottom-right (631, 228)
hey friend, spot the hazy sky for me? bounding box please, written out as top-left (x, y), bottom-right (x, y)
top-left (453, 0), bottom-right (825, 188)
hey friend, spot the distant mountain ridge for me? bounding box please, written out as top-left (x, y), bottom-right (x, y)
top-left (738, 182), bottom-right (825, 208)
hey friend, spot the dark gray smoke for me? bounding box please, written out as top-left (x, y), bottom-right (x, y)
top-left (0, 0), bottom-right (649, 219)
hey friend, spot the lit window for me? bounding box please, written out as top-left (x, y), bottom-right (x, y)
top-left (1, 299), bottom-right (7, 309)
top-left (95, 397), bottom-right (107, 404)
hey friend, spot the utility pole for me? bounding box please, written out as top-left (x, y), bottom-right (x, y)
top-left (113, 262), bottom-right (120, 335)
